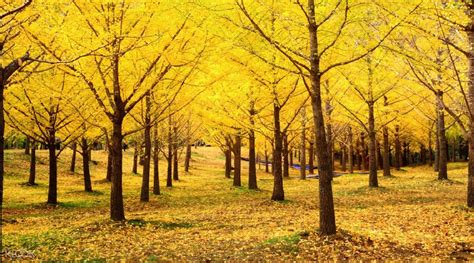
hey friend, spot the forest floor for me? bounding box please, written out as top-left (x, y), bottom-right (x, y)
top-left (1, 147), bottom-right (473, 261)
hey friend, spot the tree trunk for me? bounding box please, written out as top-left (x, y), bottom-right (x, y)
top-left (0, 83), bottom-right (4, 211)
top-left (309, 141), bottom-right (315, 174)
top-left (70, 142), bottom-right (77, 173)
top-left (173, 126), bottom-right (179, 181)
top-left (377, 141), bottom-right (383, 170)
top-left (394, 125), bottom-right (402, 170)
top-left (141, 92), bottom-right (151, 201)
top-left (47, 135), bottom-right (58, 204)
top-left (272, 104), bottom-right (284, 200)
top-left (132, 142), bottom-right (138, 174)
top-left (341, 143), bottom-right (347, 172)
top-left (225, 138), bottom-right (232, 178)
top-left (153, 121), bottom-right (160, 195)
top-left (184, 144), bottom-right (191, 172)
top-left (167, 118), bottom-right (173, 187)
top-left (233, 133), bottom-right (242, 187)
top-left (28, 141), bottom-right (36, 185)
top-left (308, 2), bottom-right (336, 234)
top-left (300, 115), bottom-right (306, 180)
top-left (437, 90), bottom-right (448, 180)
top-left (383, 126), bottom-right (391, 177)
top-left (248, 128), bottom-right (257, 189)
top-left (467, 11), bottom-right (474, 207)
top-left (368, 103), bottom-right (378, 187)
top-left (265, 146), bottom-right (269, 173)
top-left (110, 118), bottom-right (125, 221)
top-left (81, 138), bottom-right (92, 192)
top-left (348, 126), bottom-right (354, 173)
top-left (25, 137), bottom-right (30, 155)
top-left (283, 133), bottom-right (290, 178)
top-left (289, 147), bottom-right (294, 166)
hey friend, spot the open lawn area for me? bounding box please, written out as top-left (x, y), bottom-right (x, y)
top-left (2, 147), bottom-right (473, 261)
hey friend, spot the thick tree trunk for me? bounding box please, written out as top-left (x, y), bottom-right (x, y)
top-left (437, 90), bottom-right (448, 180)
top-left (110, 118), bottom-right (125, 220)
top-left (141, 92), bottom-right (151, 201)
top-left (47, 123), bottom-right (58, 204)
top-left (132, 142), bottom-right (138, 174)
top-left (283, 133), bottom-right (290, 178)
top-left (368, 104), bottom-right (378, 187)
top-left (233, 133), bottom-right (242, 187)
top-left (248, 128), bottom-right (257, 189)
top-left (70, 142), bottom-right (77, 173)
top-left (383, 126), bottom-right (391, 177)
top-left (28, 141), bottom-right (36, 185)
top-left (272, 104), bottom-right (284, 200)
top-left (308, 1), bottom-right (336, 234)
top-left (326, 101), bottom-right (334, 172)
top-left (81, 138), bottom-right (92, 192)
top-left (153, 121), bottom-right (160, 195)
top-left (468, 12), bottom-right (474, 207)
top-left (348, 126), bottom-right (354, 173)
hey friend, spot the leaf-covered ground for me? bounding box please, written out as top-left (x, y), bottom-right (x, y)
top-left (2, 148), bottom-right (473, 261)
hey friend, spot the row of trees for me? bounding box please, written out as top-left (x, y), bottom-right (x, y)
top-left (1, 0), bottom-right (473, 238)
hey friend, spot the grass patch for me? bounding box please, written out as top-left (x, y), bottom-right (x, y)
top-left (261, 233), bottom-right (302, 253)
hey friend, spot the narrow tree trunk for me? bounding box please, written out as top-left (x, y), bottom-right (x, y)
top-left (153, 121), bottom-right (160, 195)
top-left (341, 143), bottom-right (347, 172)
top-left (265, 146), bottom-right (269, 173)
top-left (132, 142), bottom-right (138, 174)
top-left (225, 138), bottom-right (232, 178)
top-left (140, 92), bottom-right (151, 201)
top-left (394, 125), bottom-right (402, 171)
top-left (233, 133), bottom-right (242, 187)
top-left (167, 118), bottom-right (173, 187)
top-left (383, 126), bottom-right (391, 177)
top-left (309, 141), bottom-right (315, 174)
top-left (81, 138), bottom-right (92, 192)
top-left (300, 116), bottom-right (306, 180)
top-left (173, 126), bottom-right (179, 181)
top-left (289, 147), bottom-right (294, 166)
top-left (25, 137), bottom-right (30, 155)
top-left (377, 141), bottom-right (383, 170)
top-left (437, 90), bottom-right (448, 180)
top-left (70, 142), bottom-right (77, 173)
top-left (28, 141), bottom-right (36, 185)
top-left (283, 133), bottom-right (290, 178)
top-left (348, 126), bottom-right (354, 173)
top-left (184, 144), bottom-right (191, 172)
top-left (272, 104), bottom-right (284, 200)
top-left (248, 128), bottom-right (257, 189)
